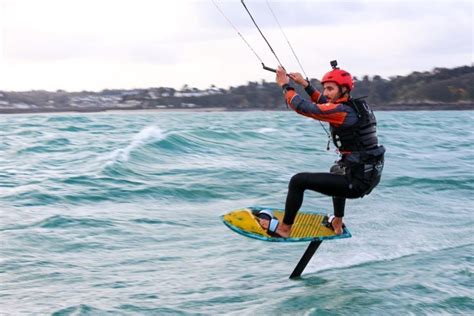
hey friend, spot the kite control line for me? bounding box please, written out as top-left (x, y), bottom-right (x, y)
top-left (265, 0), bottom-right (308, 80)
top-left (240, 0), bottom-right (285, 70)
top-left (213, 0), bottom-right (332, 148)
top-left (212, 0), bottom-right (280, 74)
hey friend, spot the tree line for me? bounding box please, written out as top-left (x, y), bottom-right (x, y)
top-left (0, 65), bottom-right (472, 113)
top-left (146, 65), bottom-right (474, 110)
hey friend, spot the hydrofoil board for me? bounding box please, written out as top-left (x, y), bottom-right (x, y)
top-left (222, 206), bottom-right (351, 242)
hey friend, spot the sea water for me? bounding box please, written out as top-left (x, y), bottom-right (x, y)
top-left (1, 110), bottom-right (473, 315)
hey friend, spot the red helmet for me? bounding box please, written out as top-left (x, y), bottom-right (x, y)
top-left (321, 68), bottom-right (354, 91)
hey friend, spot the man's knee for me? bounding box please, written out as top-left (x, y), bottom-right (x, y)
top-left (289, 172), bottom-right (309, 189)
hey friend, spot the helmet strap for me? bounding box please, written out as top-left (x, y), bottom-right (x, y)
top-left (338, 85), bottom-right (350, 98)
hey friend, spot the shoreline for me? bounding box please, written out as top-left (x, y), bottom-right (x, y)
top-left (1, 104), bottom-right (473, 115)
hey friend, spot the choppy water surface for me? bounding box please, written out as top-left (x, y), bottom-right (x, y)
top-left (1, 110), bottom-right (473, 315)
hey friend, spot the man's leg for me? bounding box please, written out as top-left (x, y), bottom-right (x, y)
top-left (332, 197), bottom-right (346, 234)
top-left (257, 172), bottom-right (353, 237)
top-left (283, 173), bottom-right (351, 232)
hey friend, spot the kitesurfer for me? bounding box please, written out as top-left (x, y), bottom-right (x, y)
top-left (258, 62), bottom-right (385, 236)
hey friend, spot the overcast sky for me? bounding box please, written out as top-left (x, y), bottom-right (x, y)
top-left (0, 0), bottom-right (472, 91)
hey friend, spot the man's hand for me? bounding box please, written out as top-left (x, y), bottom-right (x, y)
top-left (288, 72), bottom-right (308, 88)
top-left (276, 66), bottom-right (289, 87)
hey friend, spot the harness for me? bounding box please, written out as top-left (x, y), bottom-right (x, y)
top-left (330, 97), bottom-right (378, 152)
top-left (329, 98), bottom-right (385, 196)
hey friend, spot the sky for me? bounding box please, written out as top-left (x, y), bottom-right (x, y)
top-left (0, 0), bottom-right (472, 92)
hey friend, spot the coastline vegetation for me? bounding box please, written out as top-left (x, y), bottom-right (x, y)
top-left (0, 65), bottom-right (472, 114)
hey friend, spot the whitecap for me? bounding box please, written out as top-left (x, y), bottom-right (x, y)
top-left (257, 127), bottom-right (277, 134)
top-left (103, 125), bottom-right (166, 166)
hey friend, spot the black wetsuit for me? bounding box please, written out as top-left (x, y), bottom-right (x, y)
top-left (282, 84), bottom-right (385, 224)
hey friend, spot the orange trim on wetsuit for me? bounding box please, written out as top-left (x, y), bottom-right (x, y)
top-left (308, 89), bottom-right (322, 103)
top-left (284, 89), bottom-right (358, 127)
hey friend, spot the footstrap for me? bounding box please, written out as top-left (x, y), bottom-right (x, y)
top-left (327, 215), bottom-right (335, 227)
top-left (267, 217), bottom-right (279, 235)
top-left (324, 214), bottom-right (345, 231)
top-left (257, 209), bottom-right (280, 236)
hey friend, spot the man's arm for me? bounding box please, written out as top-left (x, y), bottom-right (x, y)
top-left (284, 90), bottom-right (356, 127)
top-left (277, 66), bottom-right (357, 127)
top-left (288, 72), bottom-right (325, 104)
top-left (303, 83), bottom-right (326, 104)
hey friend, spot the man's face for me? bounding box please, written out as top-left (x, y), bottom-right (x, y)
top-left (323, 82), bottom-right (343, 102)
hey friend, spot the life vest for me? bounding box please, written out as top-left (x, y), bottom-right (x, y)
top-left (330, 98), bottom-right (379, 153)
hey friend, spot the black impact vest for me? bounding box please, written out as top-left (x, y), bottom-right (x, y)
top-left (330, 98), bottom-right (379, 153)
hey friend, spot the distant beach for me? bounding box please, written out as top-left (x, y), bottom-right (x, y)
top-left (1, 65), bottom-right (472, 114)
top-left (1, 103), bottom-right (473, 115)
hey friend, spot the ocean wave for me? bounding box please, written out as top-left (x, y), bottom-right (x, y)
top-left (37, 215), bottom-right (115, 229)
top-left (131, 218), bottom-right (190, 227)
top-left (56, 126), bottom-right (88, 132)
top-left (385, 175), bottom-right (473, 191)
top-left (46, 116), bottom-right (93, 123)
top-left (313, 243), bottom-right (474, 274)
top-left (2, 111), bottom-right (473, 315)
top-left (50, 303), bottom-right (188, 315)
top-left (0, 215), bottom-right (115, 231)
top-left (16, 138), bottom-right (72, 154)
top-left (51, 304), bottom-right (115, 316)
top-left (257, 127), bottom-right (278, 134)
top-left (103, 125), bottom-right (166, 165)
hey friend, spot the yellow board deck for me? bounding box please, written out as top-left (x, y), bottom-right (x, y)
top-left (222, 206), bottom-right (351, 242)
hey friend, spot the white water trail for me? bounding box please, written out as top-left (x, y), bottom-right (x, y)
top-left (102, 126), bottom-right (166, 166)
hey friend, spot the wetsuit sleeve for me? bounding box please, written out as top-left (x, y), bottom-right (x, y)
top-left (284, 90), bottom-right (357, 127)
top-left (304, 84), bottom-right (325, 103)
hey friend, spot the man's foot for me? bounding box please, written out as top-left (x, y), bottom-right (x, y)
top-left (330, 216), bottom-right (344, 235)
top-left (257, 217), bottom-right (292, 238)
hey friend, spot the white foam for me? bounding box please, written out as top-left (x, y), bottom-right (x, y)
top-left (257, 127), bottom-right (278, 134)
top-left (103, 126), bottom-right (166, 165)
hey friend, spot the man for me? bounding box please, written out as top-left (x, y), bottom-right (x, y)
top-left (257, 61), bottom-right (385, 237)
